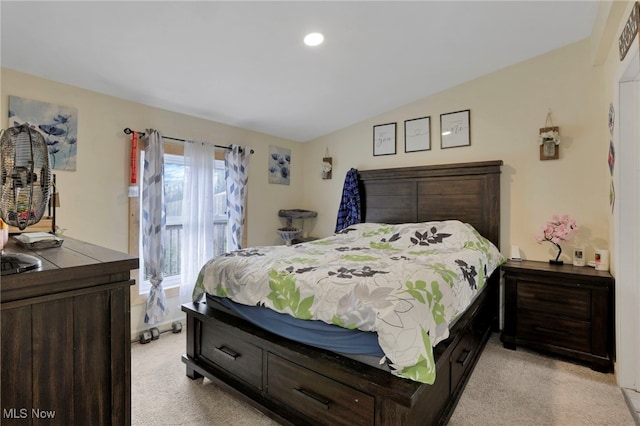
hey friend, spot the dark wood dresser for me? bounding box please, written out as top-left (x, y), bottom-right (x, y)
top-left (501, 260), bottom-right (614, 372)
top-left (1, 237), bottom-right (138, 425)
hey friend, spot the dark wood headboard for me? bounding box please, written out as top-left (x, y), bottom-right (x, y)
top-left (358, 160), bottom-right (502, 248)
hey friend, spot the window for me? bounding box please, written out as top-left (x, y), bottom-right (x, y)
top-left (137, 150), bottom-right (227, 295)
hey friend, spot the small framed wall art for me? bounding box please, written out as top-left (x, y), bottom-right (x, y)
top-left (373, 122), bottom-right (396, 156)
top-left (269, 145), bottom-right (291, 185)
top-left (440, 109), bottom-right (470, 149)
top-left (404, 116), bottom-right (431, 152)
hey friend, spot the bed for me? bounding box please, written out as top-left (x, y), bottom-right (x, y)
top-left (182, 160), bottom-right (503, 426)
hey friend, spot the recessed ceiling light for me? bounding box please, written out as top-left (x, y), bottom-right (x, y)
top-left (304, 32), bottom-right (324, 47)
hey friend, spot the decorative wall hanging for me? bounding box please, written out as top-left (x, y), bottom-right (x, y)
top-left (269, 145), bottom-right (291, 185)
top-left (373, 122), bottom-right (396, 156)
top-left (440, 110), bottom-right (470, 149)
top-left (404, 116), bottom-right (431, 152)
top-left (608, 102), bottom-right (615, 136)
top-left (618, 1), bottom-right (639, 61)
top-left (610, 180), bottom-right (616, 214)
top-left (539, 110), bottom-right (560, 161)
top-left (608, 140), bottom-right (615, 175)
top-left (321, 157), bottom-right (332, 179)
top-left (608, 103), bottom-right (616, 215)
top-left (8, 96), bottom-right (78, 171)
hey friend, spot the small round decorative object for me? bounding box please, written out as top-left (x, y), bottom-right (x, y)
top-left (277, 227), bottom-right (301, 246)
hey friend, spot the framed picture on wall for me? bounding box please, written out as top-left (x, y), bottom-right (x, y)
top-left (8, 96), bottom-right (78, 171)
top-left (404, 116), bottom-right (431, 152)
top-left (373, 122), bottom-right (396, 156)
top-left (440, 109), bottom-right (470, 149)
top-left (269, 145), bottom-right (291, 185)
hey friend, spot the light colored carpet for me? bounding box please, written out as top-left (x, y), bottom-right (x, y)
top-left (132, 331), bottom-right (634, 425)
top-left (449, 334), bottom-right (633, 426)
top-left (131, 331), bottom-right (278, 426)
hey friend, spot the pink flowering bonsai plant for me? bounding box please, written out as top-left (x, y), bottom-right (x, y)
top-left (535, 214), bottom-right (579, 265)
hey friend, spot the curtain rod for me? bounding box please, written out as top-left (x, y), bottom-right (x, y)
top-left (123, 128), bottom-right (254, 154)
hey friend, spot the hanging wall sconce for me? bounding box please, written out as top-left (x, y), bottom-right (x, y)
top-left (321, 148), bottom-right (332, 179)
top-left (539, 109), bottom-right (560, 161)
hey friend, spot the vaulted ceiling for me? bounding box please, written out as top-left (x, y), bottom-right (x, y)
top-left (1, 1), bottom-right (598, 142)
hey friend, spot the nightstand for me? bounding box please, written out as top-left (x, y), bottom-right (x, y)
top-left (501, 260), bottom-right (614, 372)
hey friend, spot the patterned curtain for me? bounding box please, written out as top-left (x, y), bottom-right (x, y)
top-left (225, 145), bottom-right (250, 250)
top-left (180, 141), bottom-right (217, 303)
top-left (142, 129), bottom-right (168, 324)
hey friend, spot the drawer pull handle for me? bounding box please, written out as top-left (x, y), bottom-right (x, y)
top-left (535, 296), bottom-right (568, 304)
top-left (533, 326), bottom-right (569, 336)
top-left (214, 345), bottom-right (239, 360)
top-left (293, 388), bottom-right (330, 410)
top-left (456, 348), bottom-right (471, 366)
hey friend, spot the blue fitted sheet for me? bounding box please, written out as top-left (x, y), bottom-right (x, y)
top-left (208, 295), bottom-right (385, 357)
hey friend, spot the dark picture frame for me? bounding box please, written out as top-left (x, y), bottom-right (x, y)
top-left (373, 122), bottom-right (396, 156)
top-left (440, 109), bottom-right (470, 149)
top-left (404, 116), bottom-right (431, 152)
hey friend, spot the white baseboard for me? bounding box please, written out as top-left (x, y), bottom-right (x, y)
top-left (622, 388), bottom-right (640, 426)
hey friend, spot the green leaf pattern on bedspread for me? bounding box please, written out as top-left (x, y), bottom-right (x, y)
top-left (398, 328), bottom-right (436, 382)
top-left (192, 220), bottom-right (505, 384)
top-left (267, 270), bottom-right (314, 319)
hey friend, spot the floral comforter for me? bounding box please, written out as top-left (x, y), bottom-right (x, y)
top-left (193, 220), bottom-right (505, 384)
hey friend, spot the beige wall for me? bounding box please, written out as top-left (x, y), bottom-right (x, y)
top-left (0, 9), bottom-right (623, 341)
top-left (301, 1), bottom-right (637, 388)
top-left (596, 0), bottom-right (639, 390)
top-left (598, 0), bottom-right (635, 274)
top-left (1, 68), bottom-right (303, 334)
top-left (302, 38), bottom-right (609, 265)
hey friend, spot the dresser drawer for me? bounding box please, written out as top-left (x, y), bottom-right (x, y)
top-left (267, 354), bottom-right (374, 426)
top-left (518, 281), bottom-right (590, 320)
top-left (200, 320), bottom-right (263, 389)
top-left (517, 311), bottom-right (590, 352)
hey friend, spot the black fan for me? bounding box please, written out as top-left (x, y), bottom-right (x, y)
top-left (0, 124), bottom-right (51, 275)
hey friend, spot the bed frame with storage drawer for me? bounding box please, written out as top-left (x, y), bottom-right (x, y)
top-left (182, 160), bottom-right (503, 425)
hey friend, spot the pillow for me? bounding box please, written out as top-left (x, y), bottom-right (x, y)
top-left (333, 220), bottom-right (496, 254)
top-left (371, 220), bottom-right (482, 251)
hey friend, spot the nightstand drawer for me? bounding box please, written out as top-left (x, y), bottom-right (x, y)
top-left (267, 354), bottom-right (374, 425)
top-left (518, 281), bottom-right (590, 320)
top-left (518, 311), bottom-right (590, 352)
